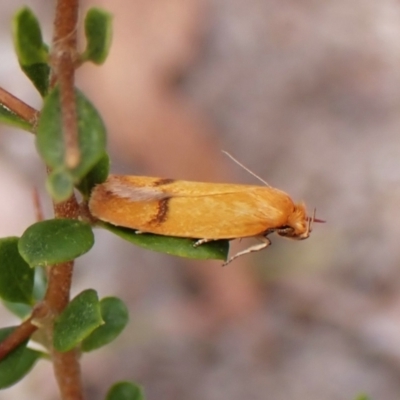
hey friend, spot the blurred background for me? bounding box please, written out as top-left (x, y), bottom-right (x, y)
top-left (2, 0), bottom-right (400, 399)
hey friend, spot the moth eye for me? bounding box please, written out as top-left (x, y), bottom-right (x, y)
top-left (276, 226), bottom-right (295, 237)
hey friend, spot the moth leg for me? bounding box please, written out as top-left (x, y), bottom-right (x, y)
top-left (193, 238), bottom-right (216, 247)
top-left (223, 236), bottom-right (271, 266)
top-left (135, 230), bottom-right (144, 235)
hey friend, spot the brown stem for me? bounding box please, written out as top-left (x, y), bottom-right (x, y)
top-left (0, 301), bottom-right (50, 362)
top-left (51, 0), bottom-right (80, 169)
top-left (52, 349), bottom-right (84, 399)
top-left (45, 198), bottom-right (79, 316)
top-left (45, 260), bottom-right (83, 400)
top-left (44, 1), bottom-right (84, 398)
top-left (0, 86), bottom-right (38, 126)
top-left (42, 195), bottom-right (83, 400)
top-left (0, 318), bottom-right (37, 360)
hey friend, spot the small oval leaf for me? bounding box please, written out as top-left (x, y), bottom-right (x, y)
top-left (12, 7), bottom-right (48, 65)
top-left (0, 327), bottom-right (42, 389)
top-left (36, 86), bottom-right (107, 185)
top-left (82, 297), bottom-right (128, 352)
top-left (46, 169), bottom-right (75, 202)
top-left (20, 63), bottom-right (50, 98)
top-left (53, 289), bottom-right (103, 352)
top-left (106, 382), bottom-right (145, 400)
top-left (12, 7), bottom-right (50, 96)
top-left (2, 267), bottom-right (47, 319)
top-left (0, 237), bottom-right (34, 304)
top-left (77, 153), bottom-right (110, 199)
top-left (82, 8), bottom-right (113, 65)
top-left (2, 300), bottom-right (32, 319)
top-left (18, 219), bottom-right (94, 267)
top-left (100, 223), bottom-right (229, 261)
top-left (32, 266), bottom-right (47, 302)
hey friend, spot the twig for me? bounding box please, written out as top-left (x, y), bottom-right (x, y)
top-left (0, 86), bottom-right (38, 126)
top-left (0, 318), bottom-right (37, 360)
top-left (45, 260), bottom-right (82, 400)
top-left (0, 301), bottom-right (50, 362)
top-left (51, 0), bottom-right (80, 169)
top-left (42, 196), bottom-right (82, 400)
top-left (44, 1), bottom-right (84, 398)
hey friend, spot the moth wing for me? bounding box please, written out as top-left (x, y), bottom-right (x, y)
top-left (159, 189), bottom-right (292, 238)
top-left (101, 177), bottom-right (170, 201)
top-left (89, 175), bottom-right (294, 239)
top-left (108, 175), bottom-right (260, 197)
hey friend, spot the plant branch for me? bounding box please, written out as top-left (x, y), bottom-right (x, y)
top-left (51, 0), bottom-right (80, 169)
top-left (0, 317), bottom-right (37, 361)
top-left (45, 260), bottom-right (83, 400)
top-left (41, 195), bottom-right (83, 400)
top-left (45, 196), bottom-right (80, 312)
top-left (43, 1), bottom-right (84, 398)
top-left (0, 86), bottom-right (38, 125)
top-left (0, 301), bottom-right (49, 362)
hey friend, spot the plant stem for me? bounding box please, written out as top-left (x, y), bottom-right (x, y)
top-left (45, 1), bottom-right (84, 398)
top-left (0, 86), bottom-right (38, 125)
top-left (0, 301), bottom-right (48, 362)
top-left (42, 199), bottom-right (83, 400)
top-left (51, 0), bottom-right (80, 169)
top-left (0, 318), bottom-right (37, 360)
top-left (45, 262), bottom-right (82, 400)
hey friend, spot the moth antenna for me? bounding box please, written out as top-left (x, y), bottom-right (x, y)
top-left (307, 211), bottom-right (325, 224)
top-left (307, 209), bottom-right (325, 234)
top-left (222, 150), bottom-right (271, 187)
top-left (309, 208), bottom-right (316, 234)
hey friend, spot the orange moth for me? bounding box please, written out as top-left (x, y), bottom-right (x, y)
top-left (89, 171), bottom-right (319, 265)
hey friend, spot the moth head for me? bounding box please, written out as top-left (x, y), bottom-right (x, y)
top-left (276, 203), bottom-right (312, 240)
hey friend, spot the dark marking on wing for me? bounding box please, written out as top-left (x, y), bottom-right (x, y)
top-left (149, 197), bottom-right (170, 225)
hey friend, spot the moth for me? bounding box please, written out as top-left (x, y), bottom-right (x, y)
top-left (88, 174), bottom-right (320, 265)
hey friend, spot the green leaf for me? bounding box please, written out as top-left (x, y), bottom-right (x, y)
top-left (1, 301), bottom-right (32, 319)
top-left (12, 8), bottom-right (48, 65)
top-left (53, 289), bottom-right (103, 352)
top-left (12, 7), bottom-right (50, 97)
top-left (106, 382), bottom-right (145, 400)
top-left (46, 169), bottom-right (75, 202)
top-left (0, 104), bottom-right (33, 131)
top-left (76, 153), bottom-right (110, 199)
top-left (18, 219), bottom-right (94, 267)
top-left (2, 267), bottom-right (47, 319)
top-left (20, 64), bottom-right (50, 98)
top-left (0, 327), bottom-right (42, 389)
top-left (100, 223), bottom-right (229, 261)
top-left (36, 86), bottom-right (107, 188)
top-left (2, 267), bottom-right (46, 316)
top-left (0, 237), bottom-right (34, 304)
top-left (82, 8), bottom-right (113, 64)
top-left (82, 297), bottom-right (128, 352)
top-left (32, 266), bottom-right (47, 301)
